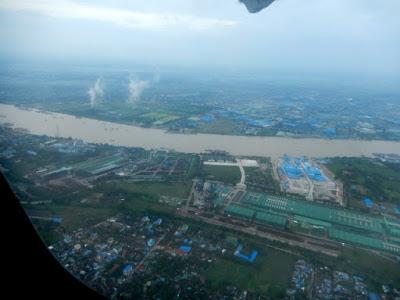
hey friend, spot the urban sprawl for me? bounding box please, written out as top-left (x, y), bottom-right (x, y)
top-left (1, 124), bottom-right (400, 299)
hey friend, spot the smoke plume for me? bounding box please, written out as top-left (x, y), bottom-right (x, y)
top-left (127, 70), bottom-right (161, 104)
top-left (88, 78), bottom-right (104, 107)
top-left (128, 78), bottom-right (150, 104)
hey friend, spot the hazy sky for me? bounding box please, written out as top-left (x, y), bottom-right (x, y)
top-left (0, 0), bottom-right (399, 77)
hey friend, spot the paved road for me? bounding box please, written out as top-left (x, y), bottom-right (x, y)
top-left (133, 234), bottom-right (166, 274)
top-left (186, 179), bottom-right (197, 208)
top-left (178, 208), bottom-right (339, 257)
top-left (237, 159), bottom-right (246, 187)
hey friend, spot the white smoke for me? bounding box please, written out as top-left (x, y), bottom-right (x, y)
top-left (88, 78), bottom-right (104, 107)
top-left (128, 78), bottom-right (150, 104)
top-left (127, 70), bottom-right (161, 104)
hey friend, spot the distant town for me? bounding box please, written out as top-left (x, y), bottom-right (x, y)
top-left (1, 123), bottom-right (400, 299)
top-left (1, 65), bottom-right (400, 141)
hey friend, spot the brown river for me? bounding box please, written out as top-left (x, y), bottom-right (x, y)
top-left (1, 104), bottom-right (400, 159)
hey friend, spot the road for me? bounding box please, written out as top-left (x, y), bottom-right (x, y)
top-left (132, 233), bottom-right (166, 274)
top-left (301, 161), bottom-right (314, 201)
top-left (178, 208), bottom-right (339, 257)
top-left (186, 179), bottom-right (197, 209)
top-left (237, 159), bottom-right (246, 188)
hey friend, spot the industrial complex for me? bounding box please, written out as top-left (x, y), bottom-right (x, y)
top-left (184, 179), bottom-right (400, 256)
top-left (1, 125), bottom-right (400, 299)
top-left (274, 155), bottom-right (343, 205)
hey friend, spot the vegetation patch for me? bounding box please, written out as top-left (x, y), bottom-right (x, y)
top-left (202, 165), bottom-right (241, 185)
top-left (326, 157), bottom-right (400, 207)
top-left (205, 249), bottom-right (294, 297)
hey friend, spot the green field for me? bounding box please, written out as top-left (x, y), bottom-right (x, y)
top-left (26, 186), bottom-right (186, 245)
top-left (244, 165), bottom-right (280, 193)
top-left (187, 155), bottom-right (201, 178)
top-left (107, 181), bottom-right (192, 199)
top-left (119, 194), bottom-right (176, 215)
top-left (205, 248), bottom-right (295, 297)
top-left (26, 181), bottom-right (192, 244)
top-left (202, 165), bottom-right (241, 185)
top-left (97, 181), bottom-right (192, 215)
top-left (28, 204), bottom-right (117, 232)
top-left (326, 157), bottom-right (400, 207)
top-left (325, 247), bottom-right (400, 289)
top-left (141, 112), bottom-right (180, 123)
top-left (31, 218), bottom-right (63, 245)
top-left (196, 118), bottom-right (237, 135)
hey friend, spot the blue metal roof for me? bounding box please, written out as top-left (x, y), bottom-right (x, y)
top-left (363, 197), bottom-right (374, 208)
top-left (179, 245), bottom-right (192, 253)
top-left (368, 292), bottom-right (381, 300)
top-left (234, 245), bottom-right (258, 263)
top-left (324, 127), bottom-right (336, 137)
top-left (304, 165), bottom-right (326, 182)
top-left (153, 218), bottom-right (162, 225)
top-left (52, 217), bottom-right (63, 224)
top-left (201, 114), bottom-right (215, 123)
top-left (281, 163), bottom-right (303, 179)
top-left (123, 264), bottom-right (133, 274)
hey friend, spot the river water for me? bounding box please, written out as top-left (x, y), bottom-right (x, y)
top-left (1, 104), bottom-right (400, 159)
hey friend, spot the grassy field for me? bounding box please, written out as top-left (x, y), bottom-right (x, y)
top-left (25, 182), bottom-right (189, 245)
top-left (202, 165), bottom-right (241, 185)
top-left (303, 245), bottom-right (400, 289)
top-left (96, 181), bottom-right (192, 216)
top-left (141, 112), bottom-right (180, 123)
top-left (326, 157), bottom-right (400, 207)
top-left (27, 204), bottom-right (117, 232)
top-left (337, 247), bottom-right (400, 288)
top-left (108, 181), bottom-right (192, 199)
top-left (187, 155), bottom-right (201, 178)
top-left (244, 166), bottom-right (280, 194)
top-left (119, 195), bottom-right (176, 215)
top-left (23, 181), bottom-right (192, 245)
top-left (31, 218), bottom-right (63, 245)
top-left (205, 247), bottom-right (295, 297)
top-left (197, 118), bottom-right (237, 135)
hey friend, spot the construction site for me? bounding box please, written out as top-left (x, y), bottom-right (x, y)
top-left (274, 155), bottom-right (343, 205)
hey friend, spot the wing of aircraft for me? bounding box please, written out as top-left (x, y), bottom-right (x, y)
top-left (240, 0), bottom-right (276, 13)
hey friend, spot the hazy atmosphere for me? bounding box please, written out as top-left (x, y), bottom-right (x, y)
top-left (2, 1), bottom-right (400, 298)
top-left (1, 0), bottom-right (400, 77)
